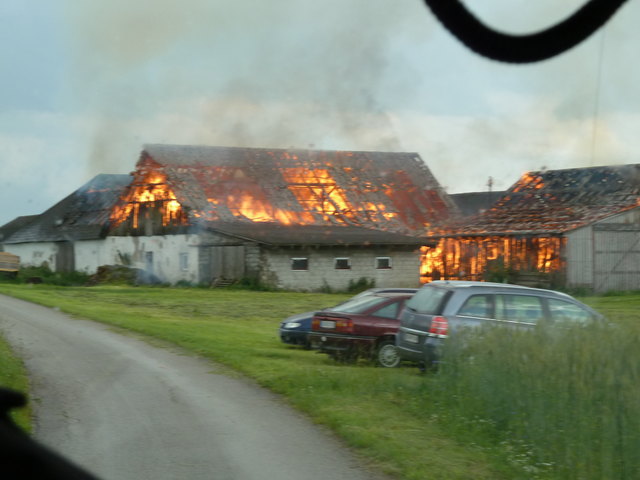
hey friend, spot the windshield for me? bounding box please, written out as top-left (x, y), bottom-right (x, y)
top-left (327, 296), bottom-right (391, 314)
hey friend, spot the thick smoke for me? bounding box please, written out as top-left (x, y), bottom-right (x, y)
top-left (60, 0), bottom-right (640, 195)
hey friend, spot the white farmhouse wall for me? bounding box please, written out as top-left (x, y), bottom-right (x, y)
top-left (3, 242), bottom-right (58, 269)
top-left (76, 234), bottom-right (202, 284)
top-left (261, 248), bottom-right (421, 291)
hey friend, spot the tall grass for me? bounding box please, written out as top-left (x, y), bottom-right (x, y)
top-left (434, 322), bottom-right (640, 479)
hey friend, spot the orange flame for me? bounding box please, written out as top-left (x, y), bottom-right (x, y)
top-left (420, 236), bottom-right (565, 283)
top-left (112, 162), bottom-right (408, 230)
top-left (110, 170), bottom-right (188, 228)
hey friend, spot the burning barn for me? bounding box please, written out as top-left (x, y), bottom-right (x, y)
top-left (104, 144), bottom-right (452, 290)
top-left (3, 145), bottom-right (456, 290)
top-left (423, 164), bottom-right (640, 293)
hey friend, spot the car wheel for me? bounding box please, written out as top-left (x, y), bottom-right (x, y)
top-left (376, 340), bottom-right (400, 368)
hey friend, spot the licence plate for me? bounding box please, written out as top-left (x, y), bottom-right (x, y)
top-left (404, 332), bottom-right (419, 344)
top-left (320, 320), bottom-right (336, 329)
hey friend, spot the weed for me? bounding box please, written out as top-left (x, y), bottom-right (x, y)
top-left (347, 277), bottom-right (375, 293)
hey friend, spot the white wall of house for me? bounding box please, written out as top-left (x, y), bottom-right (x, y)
top-left (75, 234), bottom-right (202, 284)
top-left (261, 247), bottom-right (422, 291)
top-left (3, 242), bottom-right (58, 269)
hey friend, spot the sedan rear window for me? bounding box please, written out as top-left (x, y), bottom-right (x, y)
top-left (405, 286), bottom-right (448, 314)
top-left (327, 296), bottom-right (390, 314)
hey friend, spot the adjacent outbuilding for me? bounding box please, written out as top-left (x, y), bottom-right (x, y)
top-left (423, 164), bottom-right (640, 293)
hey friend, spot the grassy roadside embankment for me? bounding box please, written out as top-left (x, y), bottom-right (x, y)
top-left (0, 327), bottom-right (31, 431)
top-left (0, 284), bottom-right (638, 479)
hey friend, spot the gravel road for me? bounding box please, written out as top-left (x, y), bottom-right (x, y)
top-left (0, 294), bottom-right (391, 480)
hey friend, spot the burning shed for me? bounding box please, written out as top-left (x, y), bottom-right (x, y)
top-left (423, 164), bottom-right (640, 293)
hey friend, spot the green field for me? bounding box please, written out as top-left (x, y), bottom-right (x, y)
top-left (0, 284), bottom-right (638, 479)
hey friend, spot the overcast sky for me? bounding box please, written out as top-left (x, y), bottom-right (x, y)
top-left (1, 0), bottom-right (638, 226)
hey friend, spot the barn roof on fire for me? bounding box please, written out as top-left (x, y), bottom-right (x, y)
top-left (3, 174), bottom-right (132, 244)
top-left (435, 164), bottom-right (640, 236)
top-left (127, 144), bottom-right (456, 234)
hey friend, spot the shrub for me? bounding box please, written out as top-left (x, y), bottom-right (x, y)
top-left (13, 265), bottom-right (90, 286)
top-left (347, 277), bottom-right (375, 293)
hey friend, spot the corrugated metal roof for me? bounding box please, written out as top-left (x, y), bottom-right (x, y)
top-left (4, 174), bottom-right (132, 244)
top-left (435, 164), bottom-right (640, 236)
top-left (202, 221), bottom-right (431, 247)
top-left (134, 144), bottom-right (456, 233)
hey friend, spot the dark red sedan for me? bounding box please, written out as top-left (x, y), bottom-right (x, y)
top-left (308, 292), bottom-right (414, 368)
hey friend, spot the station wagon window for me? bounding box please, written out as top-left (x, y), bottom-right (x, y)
top-left (291, 258), bottom-right (309, 271)
top-left (457, 295), bottom-right (492, 318)
top-left (376, 257), bottom-right (392, 269)
top-left (495, 295), bottom-right (544, 324)
top-left (548, 298), bottom-right (594, 324)
top-left (372, 301), bottom-right (400, 319)
top-left (405, 286), bottom-right (449, 314)
top-left (334, 258), bottom-right (350, 269)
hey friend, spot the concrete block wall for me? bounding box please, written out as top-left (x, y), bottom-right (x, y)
top-left (262, 247), bottom-right (421, 291)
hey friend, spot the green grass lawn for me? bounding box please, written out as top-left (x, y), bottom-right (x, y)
top-left (0, 284), bottom-right (638, 479)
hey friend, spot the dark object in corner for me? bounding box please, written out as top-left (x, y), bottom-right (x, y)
top-left (0, 387), bottom-right (100, 479)
top-left (423, 0), bottom-right (628, 63)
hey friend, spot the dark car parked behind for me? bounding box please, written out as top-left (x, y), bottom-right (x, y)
top-left (279, 288), bottom-right (418, 348)
top-left (396, 280), bottom-right (603, 370)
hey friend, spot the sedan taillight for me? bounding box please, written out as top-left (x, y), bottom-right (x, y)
top-left (429, 316), bottom-right (448, 337)
top-left (335, 319), bottom-right (353, 334)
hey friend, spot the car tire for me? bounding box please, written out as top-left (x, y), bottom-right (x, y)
top-left (376, 339), bottom-right (400, 368)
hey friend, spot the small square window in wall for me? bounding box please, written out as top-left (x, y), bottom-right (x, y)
top-left (376, 257), bottom-right (392, 269)
top-left (334, 258), bottom-right (351, 270)
top-left (291, 258), bottom-right (309, 271)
